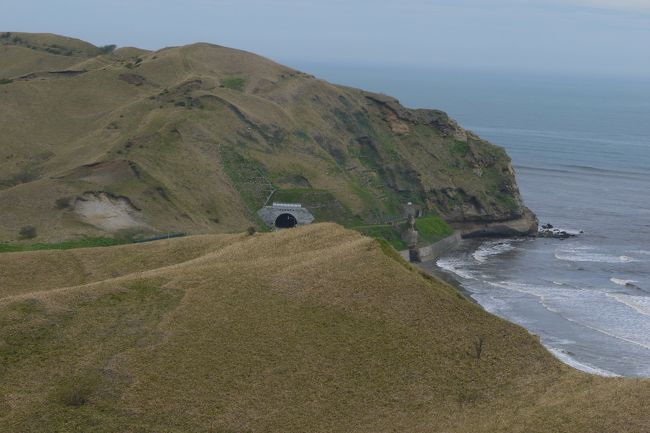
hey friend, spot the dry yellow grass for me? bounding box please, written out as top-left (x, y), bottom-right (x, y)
top-left (0, 223), bottom-right (647, 432)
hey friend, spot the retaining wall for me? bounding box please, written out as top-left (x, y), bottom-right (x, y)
top-left (400, 230), bottom-right (462, 262)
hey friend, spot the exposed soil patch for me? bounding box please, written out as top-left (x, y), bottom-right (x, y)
top-left (74, 192), bottom-right (148, 232)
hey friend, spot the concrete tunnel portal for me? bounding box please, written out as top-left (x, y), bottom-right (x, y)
top-left (257, 203), bottom-right (315, 229)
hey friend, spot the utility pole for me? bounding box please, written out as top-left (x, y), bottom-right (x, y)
top-left (405, 202), bottom-right (421, 262)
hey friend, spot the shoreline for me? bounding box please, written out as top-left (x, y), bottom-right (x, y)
top-left (415, 235), bottom-right (648, 378)
top-left (414, 258), bottom-right (479, 304)
top-left (400, 231), bottom-right (481, 304)
top-left (414, 246), bottom-right (622, 378)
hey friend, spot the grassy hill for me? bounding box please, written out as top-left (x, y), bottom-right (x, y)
top-left (0, 32), bottom-right (536, 242)
top-left (0, 224), bottom-right (647, 432)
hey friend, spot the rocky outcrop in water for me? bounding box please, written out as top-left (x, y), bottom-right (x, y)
top-left (538, 224), bottom-right (582, 239)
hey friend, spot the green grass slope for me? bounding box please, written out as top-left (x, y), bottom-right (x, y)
top-left (0, 33), bottom-right (535, 242)
top-left (0, 224), bottom-right (647, 432)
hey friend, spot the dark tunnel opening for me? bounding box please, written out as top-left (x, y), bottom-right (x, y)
top-left (275, 213), bottom-right (298, 228)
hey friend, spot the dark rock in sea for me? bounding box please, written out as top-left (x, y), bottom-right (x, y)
top-left (538, 226), bottom-right (577, 239)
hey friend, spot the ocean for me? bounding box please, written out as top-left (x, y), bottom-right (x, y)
top-left (292, 62), bottom-right (650, 377)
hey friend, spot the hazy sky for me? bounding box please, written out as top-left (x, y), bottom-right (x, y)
top-left (2, 0), bottom-right (649, 77)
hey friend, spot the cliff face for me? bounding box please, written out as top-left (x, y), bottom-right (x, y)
top-left (0, 32), bottom-right (536, 241)
top-left (345, 93), bottom-right (538, 236)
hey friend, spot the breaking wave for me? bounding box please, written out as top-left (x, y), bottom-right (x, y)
top-left (555, 246), bottom-right (639, 263)
top-left (610, 277), bottom-right (638, 288)
top-left (472, 240), bottom-right (519, 263)
top-left (547, 347), bottom-right (620, 377)
top-left (607, 293), bottom-right (650, 318)
top-left (435, 257), bottom-right (476, 280)
top-left (486, 280), bottom-right (650, 352)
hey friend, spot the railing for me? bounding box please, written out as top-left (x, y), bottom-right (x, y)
top-left (133, 232), bottom-right (189, 244)
top-left (271, 202), bottom-right (302, 208)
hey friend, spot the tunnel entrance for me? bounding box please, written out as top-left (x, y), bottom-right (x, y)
top-left (275, 213), bottom-right (298, 229)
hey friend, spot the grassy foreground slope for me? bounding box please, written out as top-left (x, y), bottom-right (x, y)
top-left (0, 32), bottom-right (535, 242)
top-left (0, 224), bottom-right (647, 432)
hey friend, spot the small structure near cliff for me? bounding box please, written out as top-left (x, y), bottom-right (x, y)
top-left (403, 202), bottom-right (421, 262)
top-left (257, 202), bottom-right (315, 229)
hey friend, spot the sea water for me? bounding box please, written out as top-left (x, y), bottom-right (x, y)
top-left (292, 62), bottom-right (650, 377)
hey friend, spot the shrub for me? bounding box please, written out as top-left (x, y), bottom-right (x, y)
top-left (246, 226), bottom-right (256, 236)
top-left (54, 197), bottom-right (72, 210)
top-left (451, 140), bottom-right (470, 157)
top-left (0, 78), bottom-right (13, 85)
top-left (473, 336), bottom-right (484, 360)
top-left (98, 44), bottom-right (116, 54)
top-left (59, 386), bottom-right (89, 407)
top-left (221, 77), bottom-right (246, 91)
top-left (456, 388), bottom-right (480, 406)
top-left (294, 130), bottom-right (310, 142)
top-left (19, 226), bottom-right (37, 239)
top-left (414, 216), bottom-right (454, 243)
top-left (54, 376), bottom-right (98, 408)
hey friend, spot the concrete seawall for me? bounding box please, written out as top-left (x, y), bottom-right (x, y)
top-left (400, 230), bottom-right (462, 262)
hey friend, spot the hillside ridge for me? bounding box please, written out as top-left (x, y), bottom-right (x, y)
top-left (0, 33), bottom-right (537, 242)
top-left (0, 224), bottom-right (648, 432)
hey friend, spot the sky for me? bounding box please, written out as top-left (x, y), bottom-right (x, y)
top-left (2, 0), bottom-right (650, 78)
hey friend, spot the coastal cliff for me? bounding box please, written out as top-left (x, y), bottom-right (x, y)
top-left (0, 33), bottom-right (536, 240)
top-left (454, 208), bottom-right (538, 238)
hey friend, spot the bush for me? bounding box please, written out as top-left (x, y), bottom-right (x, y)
top-left (451, 140), bottom-right (470, 157)
top-left (99, 44), bottom-right (116, 54)
top-left (414, 216), bottom-right (453, 243)
top-left (54, 375), bottom-right (98, 408)
top-left (246, 226), bottom-right (256, 236)
top-left (0, 78), bottom-right (13, 85)
top-left (473, 336), bottom-right (484, 360)
top-left (19, 226), bottom-right (37, 239)
top-left (54, 197), bottom-right (72, 210)
top-left (221, 77), bottom-right (246, 91)
top-left (59, 386), bottom-right (89, 407)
